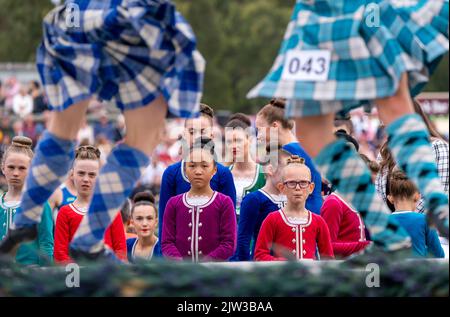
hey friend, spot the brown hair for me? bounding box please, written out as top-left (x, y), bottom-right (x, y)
top-left (258, 98), bottom-right (294, 130)
top-left (360, 153), bottom-right (380, 174)
top-left (389, 170), bottom-right (418, 200)
top-left (131, 191), bottom-right (157, 217)
top-left (413, 99), bottom-right (445, 141)
top-left (74, 145), bottom-right (101, 161)
top-left (1, 136), bottom-right (33, 165)
top-left (225, 113), bottom-right (251, 130)
top-left (185, 103), bottom-right (214, 127)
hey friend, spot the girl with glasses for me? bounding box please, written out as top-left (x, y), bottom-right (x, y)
top-left (254, 156), bottom-right (333, 261)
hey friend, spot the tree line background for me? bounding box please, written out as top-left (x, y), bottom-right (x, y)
top-left (0, 0), bottom-right (448, 113)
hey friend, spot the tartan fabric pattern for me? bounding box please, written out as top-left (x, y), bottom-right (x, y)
top-left (70, 143), bottom-right (149, 253)
top-left (386, 114), bottom-right (449, 238)
top-left (375, 139), bottom-right (449, 214)
top-left (316, 139), bottom-right (411, 251)
top-left (247, 0), bottom-right (449, 118)
top-left (37, 0), bottom-right (205, 118)
top-left (13, 131), bottom-right (76, 227)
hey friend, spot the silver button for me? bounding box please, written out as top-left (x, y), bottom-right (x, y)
top-left (292, 250), bottom-right (296, 254)
top-left (358, 226), bottom-right (361, 229)
top-left (199, 223), bottom-right (203, 227)
top-left (188, 251), bottom-right (191, 255)
top-left (292, 239), bottom-right (296, 243)
top-left (303, 250), bottom-right (306, 255)
top-left (199, 251), bottom-right (203, 255)
top-left (303, 240), bottom-right (306, 244)
top-left (188, 223), bottom-right (192, 227)
top-left (302, 228), bottom-right (306, 232)
top-left (198, 236), bottom-right (202, 241)
top-left (188, 237), bottom-right (191, 241)
top-left (189, 209), bottom-right (192, 213)
top-left (292, 228), bottom-right (296, 232)
top-left (199, 209), bottom-right (203, 213)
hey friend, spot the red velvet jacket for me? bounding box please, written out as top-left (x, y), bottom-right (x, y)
top-left (320, 193), bottom-right (370, 258)
top-left (254, 209), bottom-right (334, 261)
top-left (54, 204), bottom-right (127, 263)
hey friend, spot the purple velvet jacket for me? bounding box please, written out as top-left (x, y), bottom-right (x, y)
top-left (162, 192), bottom-right (237, 262)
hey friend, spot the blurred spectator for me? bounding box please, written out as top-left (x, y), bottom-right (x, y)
top-left (23, 114), bottom-right (38, 145)
top-left (0, 80), bottom-right (5, 109)
top-left (96, 134), bottom-right (113, 166)
top-left (12, 120), bottom-right (24, 137)
top-left (0, 116), bottom-right (14, 142)
top-left (139, 153), bottom-right (166, 195)
top-left (29, 80), bottom-right (48, 114)
top-left (112, 114), bottom-right (126, 143)
top-left (94, 111), bottom-right (115, 142)
top-left (77, 118), bottom-right (95, 145)
top-left (12, 87), bottom-right (33, 118)
top-left (4, 77), bottom-right (20, 111)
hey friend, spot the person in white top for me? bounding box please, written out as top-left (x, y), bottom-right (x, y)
top-left (12, 88), bottom-right (33, 118)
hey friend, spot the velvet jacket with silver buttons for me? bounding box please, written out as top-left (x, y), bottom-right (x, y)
top-left (161, 192), bottom-right (237, 262)
top-left (254, 209), bottom-right (334, 261)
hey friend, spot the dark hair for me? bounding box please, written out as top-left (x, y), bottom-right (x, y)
top-left (413, 100), bottom-right (445, 141)
top-left (120, 198), bottom-right (132, 223)
top-left (75, 145), bottom-right (101, 161)
top-left (1, 136), bottom-right (33, 165)
top-left (225, 113), bottom-right (251, 130)
top-left (389, 170), bottom-right (418, 200)
top-left (335, 130), bottom-right (359, 151)
top-left (360, 153), bottom-right (380, 174)
top-left (186, 137), bottom-right (217, 165)
top-left (257, 98), bottom-right (294, 130)
top-left (334, 114), bottom-right (354, 135)
top-left (31, 80), bottom-right (40, 90)
top-left (131, 191), bottom-right (157, 217)
top-left (185, 103), bottom-right (214, 128)
top-left (199, 103), bottom-right (214, 119)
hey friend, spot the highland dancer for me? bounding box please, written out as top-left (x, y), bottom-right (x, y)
top-left (0, 0), bottom-right (205, 259)
top-left (248, 0), bottom-right (449, 250)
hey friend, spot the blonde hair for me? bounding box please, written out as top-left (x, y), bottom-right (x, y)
top-left (282, 155), bottom-right (311, 180)
top-left (74, 145), bottom-right (101, 162)
top-left (286, 155), bottom-right (305, 165)
top-left (1, 136), bottom-right (33, 165)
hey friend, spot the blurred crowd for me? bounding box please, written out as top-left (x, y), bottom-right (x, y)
top-left (0, 76), bottom-right (446, 198)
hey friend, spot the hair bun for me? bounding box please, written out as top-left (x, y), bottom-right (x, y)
top-left (227, 113), bottom-right (251, 128)
top-left (133, 191), bottom-right (155, 205)
top-left (199, 103), bottom-right (214, 119)
top-left (286, 155), bottom-right (305, 165)
top-left (391, 169), bottom-right (408, 182)
top-left (269, 98), bottom-right (286, 109)
top-left (12, 136), bottom-right (33, 149)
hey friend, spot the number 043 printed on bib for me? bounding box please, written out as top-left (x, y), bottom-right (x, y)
top-left (281, 50), bottom-right (331, 82)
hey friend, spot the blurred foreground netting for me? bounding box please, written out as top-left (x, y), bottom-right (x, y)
top-left (0, 250), bottom-right (448, 297)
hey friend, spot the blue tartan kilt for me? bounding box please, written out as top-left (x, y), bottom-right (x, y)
top-left (37, 0), bottom-right (205, 118)
top-left (247, 0), bottom-right (449, 118)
